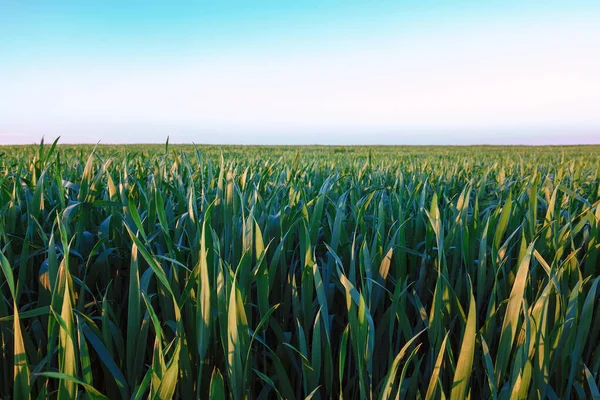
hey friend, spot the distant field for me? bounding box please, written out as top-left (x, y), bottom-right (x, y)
top-left (1, 142), bottom-right (599, 399)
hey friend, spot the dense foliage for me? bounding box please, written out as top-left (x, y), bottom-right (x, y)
top-left (1, 141), bottom-right (599, 399)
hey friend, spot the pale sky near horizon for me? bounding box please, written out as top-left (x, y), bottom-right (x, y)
top-left (1, 1), bottom-right (599, 145)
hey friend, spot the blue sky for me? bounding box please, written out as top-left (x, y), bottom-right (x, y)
top-left (1, 1), bottom-right (599, 144)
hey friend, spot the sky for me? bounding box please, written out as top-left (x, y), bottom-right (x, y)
top-left (1, 1), bottom-right (599, 145)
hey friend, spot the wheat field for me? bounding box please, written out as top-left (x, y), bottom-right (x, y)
top-left (1, 141), bottom-right (599, 399)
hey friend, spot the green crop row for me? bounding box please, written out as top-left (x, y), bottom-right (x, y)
top-left (0, 140), bottom-right (599, 399)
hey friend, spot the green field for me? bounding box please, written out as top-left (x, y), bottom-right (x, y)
top-left (1, 142), bottom-right (599, 399)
